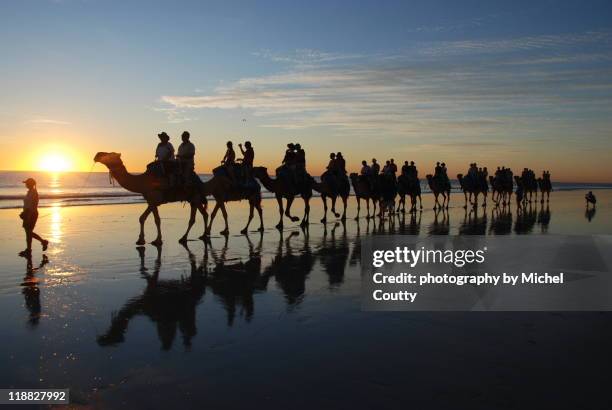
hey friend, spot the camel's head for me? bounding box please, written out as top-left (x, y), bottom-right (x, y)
top-left (349, 172), bottom-right (358, 180)
top-left (94, 152), bottom-right (122, 167)
top-left (457, 173), bottom-right (463, 180)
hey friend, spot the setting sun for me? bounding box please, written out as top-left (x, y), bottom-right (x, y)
top-left (39, 153), bottom-right (72, 172)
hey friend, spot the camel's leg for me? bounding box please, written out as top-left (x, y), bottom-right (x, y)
top-left (137, 205), bottom-right (153, 245)
top-left (331, 196), bottom-right (340, 217)
top-left (355, 197), bottom-right (361, 220)
top-left (256, 201), bottom-right (264, 232)
top-left (321, 195), bottom-right (328, 223)
top-left (366, 198), bottom-right (371, 219)
top-left (275, 195), bottom-right (284, 230)
top-left (151, 207), bottom-right (163, 246)
top-left (463, 192), bottom-right (468, 209)
top-left (446, 191), bottom-right (450, 209)
top-left (433, 193), bottom-right (439, 210)
top-left (241, 202), bottom-right (254, 234)
top-left (197, 203), bottom-right (208, 239)
top-left (285, 196), bottom-right (299, 222)
top-left (179, 203), bottom-right (197, 243)
top-left (206, 203), bottom-right (221, 235)
top-left (341, 196), bottom-right (347, 221)
top-left (219, 202), bottom-right (229, 235)
top-left (301, 196), bottom-right (310, 227)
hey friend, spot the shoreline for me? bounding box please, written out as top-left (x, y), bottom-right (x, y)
top-left (0, 186), bottom-right (609, 211)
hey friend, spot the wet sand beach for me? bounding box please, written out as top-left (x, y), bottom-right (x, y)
top-left (0, 189), bottom-right (611, 408)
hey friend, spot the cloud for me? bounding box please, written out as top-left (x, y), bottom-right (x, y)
top-left (25, 118), bottom-right (72, 125)
top-left (158, 30), bottom-right (612, 140)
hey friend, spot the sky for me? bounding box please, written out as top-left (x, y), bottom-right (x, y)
top-left (1, 0), bottom-right (611, 182)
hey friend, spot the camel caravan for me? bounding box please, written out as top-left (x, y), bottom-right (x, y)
top-left (93, 132), bottom-right (552, 243)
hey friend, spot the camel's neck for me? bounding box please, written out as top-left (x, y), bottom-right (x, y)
top-left (106, 163), bottom-right (147, 194)
top-left (257, 172), bottom-right (277, 192)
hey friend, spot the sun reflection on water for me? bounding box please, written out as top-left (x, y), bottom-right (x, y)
top-left (49, 204), bottom-right (63, 245)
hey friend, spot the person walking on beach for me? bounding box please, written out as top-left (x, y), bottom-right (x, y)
top-left (19, 178), bottom-right (48, 257)
top-left (585, 191), bottom-right (597, 208)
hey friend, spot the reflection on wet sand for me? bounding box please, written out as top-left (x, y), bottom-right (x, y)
top-left (489, 206), bottom-right (513, 235)
top-left (585, 207), bottom-right (596, 222)
top-left (319, 222), bottom-right (350, 287)
top-left (96, 203), bottom-right (558, 349)
top-left (458, 207), bottom-right (487, 235)
top-left (265, 230), bottom-right (314, 308)
top-left (21, 253), bottom-right (49, 326)
top-left (428, 208), bottom-right (450, 235)
top-left (97, 244), bottom-right (207, 350)
top-left (205, 235), bottom-right (269, 325)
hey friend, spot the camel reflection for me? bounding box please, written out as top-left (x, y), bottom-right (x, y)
top-left (514, 203), bottom-right (538, 234)
top-left (206, 234), bottom-right (269, 325)
top-left (264, 230), bottom-right (315, 308)
top-left (319, 221), bottom-right (350, 287)
top-left (458, 207), bottom-right (487, 235)
top-left (21, 254), bottom-right (49, 326)
top-left (97, 236), bottom-right (270, 350)
top-left (428, 208), bottom-right (450, 235)
top-left (489, 207), bottom-right (512, 235)
top-left (97, 244), bottom-right (206, 350)
top-left (537, 204), bottom-right (551, 233)
top-left (398, 211), bottom-right (422, 236)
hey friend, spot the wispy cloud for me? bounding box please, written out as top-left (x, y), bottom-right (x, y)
top-left (25, 118), bottom-right (72, 125)
top-left (158, 30), bottom-right (612, 140)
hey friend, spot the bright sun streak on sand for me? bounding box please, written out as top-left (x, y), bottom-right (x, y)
top-left (39, 153), bottom-right (72, 172)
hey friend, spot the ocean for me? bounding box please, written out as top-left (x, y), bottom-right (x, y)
top-left (0, 170), bottom-right (610, 209)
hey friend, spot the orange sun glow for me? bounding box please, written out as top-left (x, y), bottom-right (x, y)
top-left (38, 153), bottom-right (72, 172)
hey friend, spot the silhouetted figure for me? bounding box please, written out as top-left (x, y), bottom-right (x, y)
top-left (585, 191), bottom-right (596, 208)
top-left (371, 158), bottom-right (380, 175)
top-left (21, 253), bottom-right (48, 326)
top-left (238, 141), bottom-right (254, 182)
top-left (222, 141), bottom-right (236, 183)
top-left (19, 178), bottom-right (48, 257)
top-left (177, 131), bottom-right (195, 188)
top-left (155, 132), bottom-right (175, 161)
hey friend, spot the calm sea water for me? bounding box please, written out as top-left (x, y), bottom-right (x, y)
top-left (1, 171), bottom-right (610, 209)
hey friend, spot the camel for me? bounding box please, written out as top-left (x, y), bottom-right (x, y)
top-left (457, 173), bottom-right (487, 209)
top-left (377, 174), bottom-right (398, 218)
top-left (205, 166), bottom-right (264, 235)
top-left (537, 175), bottom-right (552, 203)
top-left (489, 174), bottom-right (513, 206)
top-left (349, 173), bottom-right (378, 220)
top-left (94, 152), bottom-right (207, 245)
top-left (396, 174), bottom-right (422, 213)
top-left (425, 174), bottom-right (450, 210)
top-left (311, 174), bottom-right (350, 223)
top-left (252, 166), bottom-right (312, 229)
